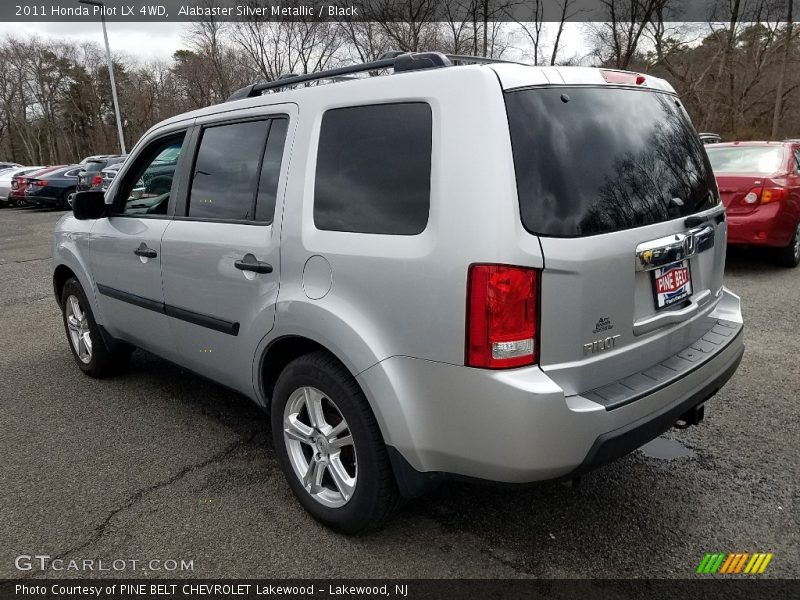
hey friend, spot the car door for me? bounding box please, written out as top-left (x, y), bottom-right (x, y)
top-left (160, 107), bottom-right (294, 394)
top-left (89, 128), bottom-right (193, 361)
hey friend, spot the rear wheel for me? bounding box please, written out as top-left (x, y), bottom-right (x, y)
top-left (775, 221), bottom-right (800, 268)
top-left (271, 351), bottom-right (401, 533)
top-left (61, 278), bottom-right (132, 377)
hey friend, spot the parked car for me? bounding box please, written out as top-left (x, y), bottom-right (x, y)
top-left (100, 162), bottom-right (123, 190)
top-left (0, 166), bottom-right (43, 206)
top-left (25, 165), bottom-right (80, 208)
top-left (699, 133), bottom-right (723, 144)
top-left (10, 165), bottom-right (63, 206)
top-left (706, 141), bottom-right (800, 267)
top-left (77, 155), bottom-right (126, 192)
top-left (0, 161), bottom-right (21, 170)
top-left (53, 53), bottom-right (744, 533)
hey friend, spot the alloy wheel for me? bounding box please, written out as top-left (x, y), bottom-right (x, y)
top-left (65, 295), bottom-right (92, 364)
top-left (283, 386), bottom-right (357, 508)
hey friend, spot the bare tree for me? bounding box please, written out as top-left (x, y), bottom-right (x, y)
top-left (771, 0), bottom-right (795, 139)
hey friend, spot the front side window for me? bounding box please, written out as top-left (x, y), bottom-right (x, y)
top-left (314, 103), bottom-right (432, 235)
top-left (116, 134), bottom-right (185, 216)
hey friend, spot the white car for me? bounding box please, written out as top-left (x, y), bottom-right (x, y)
top-left (0, 166), bottom-right (43, 206)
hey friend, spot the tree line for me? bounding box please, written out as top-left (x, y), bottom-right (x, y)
top-left (0, 0), bottom-right (797, 165)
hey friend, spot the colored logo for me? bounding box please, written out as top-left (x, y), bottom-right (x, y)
top-left (696, 552), bottom-right (773, 574)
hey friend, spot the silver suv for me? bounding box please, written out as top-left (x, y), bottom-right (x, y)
top-left (53, 53), bottom-right (744, 533)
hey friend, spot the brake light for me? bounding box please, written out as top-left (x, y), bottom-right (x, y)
top-left (466, 264), bottom-right (539, 369)
top-left (601, 70), bottom-right (646, 85)
top-left (32, 180), bottom-right (46, 187)
top-left (92, 174), bottom-right (103, 187)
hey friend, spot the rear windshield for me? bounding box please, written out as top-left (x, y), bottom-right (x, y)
top-left (505, 87), bottom-right (718, 237)
top-left (83, 162), bottom-right (105, 172)
top-left (705, 146), bottom-right (783, 175)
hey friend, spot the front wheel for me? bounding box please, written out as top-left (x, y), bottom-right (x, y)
top-left (271, 351), bottom-right (401, 534)
top-left (61, 278), bottom-right (132, 377)
top-left (775, 221), bottom-right (800, 268)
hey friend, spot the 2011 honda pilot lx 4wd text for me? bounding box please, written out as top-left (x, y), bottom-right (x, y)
top-left (53, 53), bottom-right (744, 533)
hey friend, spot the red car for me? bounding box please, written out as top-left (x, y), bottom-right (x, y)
top-left (9, 165), bottom-right (64, 205)
top-left (706, 141), bottom-right (800, 267)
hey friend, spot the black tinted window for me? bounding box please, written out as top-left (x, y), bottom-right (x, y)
top-left (314, 103), bottom-right (432, 235)
top-left (255, 118), bottom-right (288, 223)
top-left (506, 88), bottom-right (718, 237)
top-left (189, 120), bottom-right (271, 221)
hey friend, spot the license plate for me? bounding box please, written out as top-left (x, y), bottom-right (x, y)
top-left (652, 260), bottom-right (692, 309)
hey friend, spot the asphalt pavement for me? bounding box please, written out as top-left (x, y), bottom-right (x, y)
top-left (1, 206), bottom-right (797, 579)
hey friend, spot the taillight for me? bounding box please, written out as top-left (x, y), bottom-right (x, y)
top-left (92, 174), bottom-right (103, 186)
top-left (760, 187), bottom-right (788, 204)
top-left (466, 264), bottom-right (539, 369)
top-left (744, 186), bottom-right (788, 205)
top-left (32, 180), bottom-right (46, 187)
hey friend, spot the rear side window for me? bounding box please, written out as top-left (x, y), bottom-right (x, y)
top-left (314, 103), bottom-right (432, 235)
top-left (506, 87), bottom-right (718, 237)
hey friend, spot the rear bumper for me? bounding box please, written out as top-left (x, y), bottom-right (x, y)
top-left (727, 203), bottom-right (796, 247)
top-left (358, 288), bottom-right (744, 490)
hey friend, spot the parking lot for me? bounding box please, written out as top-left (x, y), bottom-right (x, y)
top-left (1, 206), bottom-right (797, 579)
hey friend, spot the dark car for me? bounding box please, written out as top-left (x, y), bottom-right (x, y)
top-left (10, 165), bottom-right (63, 206)
top-left (24, 165), bottom-right (81, 209)
top-left (77, 155), bottom-right (126, 192)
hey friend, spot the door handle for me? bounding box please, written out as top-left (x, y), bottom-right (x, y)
top-left (134, 243), bottom-right (158, 259)
top-left (235, 253), bottom-right (273, 274)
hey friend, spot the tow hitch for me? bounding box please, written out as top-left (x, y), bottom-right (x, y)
top-left (674, 403), bottom-right (705, 429)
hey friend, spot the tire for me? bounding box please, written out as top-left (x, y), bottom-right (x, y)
top-left (271, 351), bottom-right (401, 534)
top-left (60, 188), bottom-right (75, 210)
top-left (775, 221), bottom-right (800, 268)
top-left (60, 278), bottom-right (132, 377)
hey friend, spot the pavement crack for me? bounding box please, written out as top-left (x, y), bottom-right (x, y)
top-left (49, 432), bottom-right (258, 561)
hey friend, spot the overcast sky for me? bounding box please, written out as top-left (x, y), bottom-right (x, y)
top-left (0, 21), bottom-right (594, 64)
top-left (0, 21), bottom-right (186, 61)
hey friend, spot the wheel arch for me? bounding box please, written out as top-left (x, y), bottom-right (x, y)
top-left (53, 263), bottom-right (77, 306)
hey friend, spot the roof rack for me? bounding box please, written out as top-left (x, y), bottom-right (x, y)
top-left (225, 51), bottom-right (521, 102)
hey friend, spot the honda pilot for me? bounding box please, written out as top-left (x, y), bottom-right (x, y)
top-left (52, 53), bottom-right (744, 533)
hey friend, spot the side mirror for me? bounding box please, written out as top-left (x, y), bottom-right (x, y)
top-left (72, 190), bottom-right (108, 220)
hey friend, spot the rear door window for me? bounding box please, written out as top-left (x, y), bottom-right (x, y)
top-left (187, 118), bottom-right (287, 223)
top-left (505, 87), bottom-right (718, 237)
top-left (188, 120), bottom-right (270, 221)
